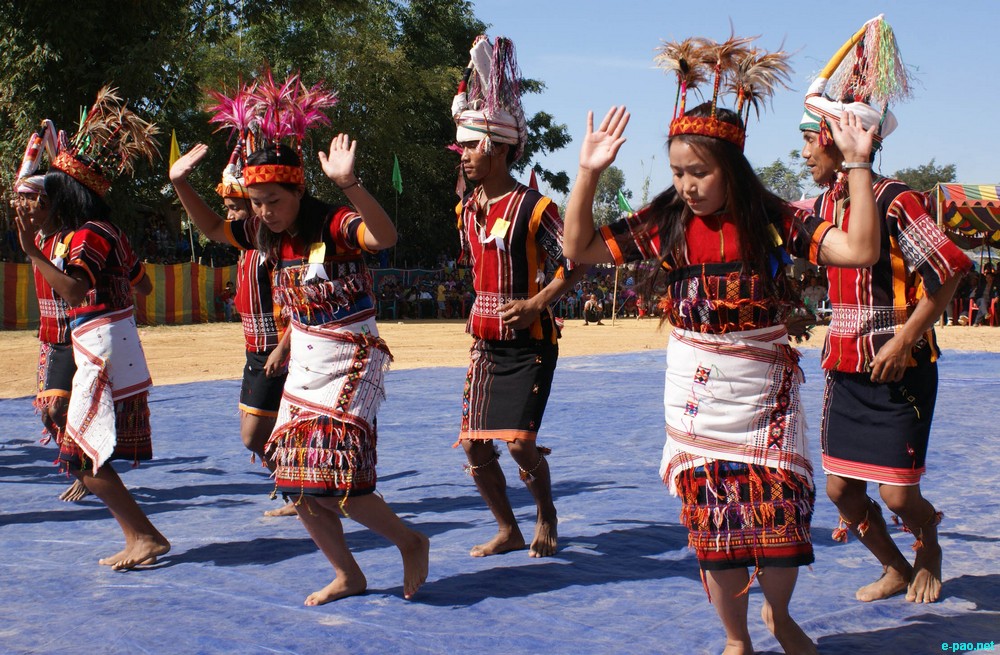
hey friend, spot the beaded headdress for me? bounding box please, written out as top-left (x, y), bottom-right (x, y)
top-left (211, 70), bottom-right (338, 189)
top-left (452, 35), bottom-right (528, 162)
top-left (658, 35), bottom-right (792, 151)
top-left (799, 15), bottom-right (910, 150)
top-left (48, 86), bottom-right (160, 197)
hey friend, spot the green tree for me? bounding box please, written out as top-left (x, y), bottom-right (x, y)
top-left (592, 166), bottom-right (632, 226)
top-left (0, 0), bottom-right (211, 220)
top-left (639, 156), bottom-right (656, 206)
top-left (1, 0), bottom-right (572, 267)
top-left (755, 150), bottom-right (810, 201)
top-left (516, 81), bottom-right (572, 193)
top-left (892, 159), bottom-right (957, 192)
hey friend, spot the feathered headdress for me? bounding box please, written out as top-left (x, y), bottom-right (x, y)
top-left (50, 86), bottom-right (160, 197)
top-left (800, 15), bottom-right (910, 150)
top-left (657, 34), bottom-right (791, 150)
top-left (452, 35), bottom-right (528, 162)
top-left (15, 118), bottom-right (60, 194)
top-left (207, 82), bottom-right (259, 198)
top-left (225, 69), bottom-right (338, 188)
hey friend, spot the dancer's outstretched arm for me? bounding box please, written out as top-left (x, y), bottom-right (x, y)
top-left (563, 106), bottom-right (629, 265)
top-left (169, 144), bottom-right (231, 243)
top-left (319, 134), bottom-right (397, 250)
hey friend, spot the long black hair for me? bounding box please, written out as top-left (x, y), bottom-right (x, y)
top-left (640, 102), bottom-right (792, 300)
top-left (247, 144), bottom-right (331, 264)
top-left (43, 166), bottom-right (111, 229)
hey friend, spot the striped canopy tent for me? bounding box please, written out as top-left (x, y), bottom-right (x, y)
top-left (933, 184), bottom-right (1000, 249)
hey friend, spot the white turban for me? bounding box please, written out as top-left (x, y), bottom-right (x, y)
top-left (800, 79), bottom-right (897, 144)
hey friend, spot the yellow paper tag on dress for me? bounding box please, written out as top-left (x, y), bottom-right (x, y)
top-left (307, 242), bottom-right (327, 264)
top-left (54, 241), bottom-right (69, 259)
top-left (489, 218), bottom-right (511, 240)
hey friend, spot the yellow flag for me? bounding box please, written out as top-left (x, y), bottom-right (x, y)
top-left (169, 129), bottom-right (181, 169)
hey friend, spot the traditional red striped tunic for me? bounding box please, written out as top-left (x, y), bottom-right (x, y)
top-left (600, 206), bottom-right (831, 579)
top-left (456, 184), bottom-right (571, 342)
top-left (266, 204), bottom-right (386, 497)
top-left (60, 220), bottom-right (152, 469)
top-left (600, 207), bottom-right (833, 333)
top-left (33, 229), bottom-right (74, 345)
top-left (224, 215), bottom-right (287, 353)
top-left (812, 178), bottom-right (972, 373)
top-left (65, 220), bottom-right (145, 317)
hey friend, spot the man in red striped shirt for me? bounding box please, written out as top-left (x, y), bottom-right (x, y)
top-left (451, 35), bottom-right (587, 559)
top-left (801, 69), bottom-right (971, 604)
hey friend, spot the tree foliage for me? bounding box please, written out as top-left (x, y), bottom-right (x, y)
top-left (592, 166), bottom-right (631, 226)
top-left (891, 159), bottom-right (957, 192)
top-left (755, 151), bottom-right (810, 202)
top-left (517, 103), bottom-right (572, 193)
top-left (1, 0), bottom-right (571, 266)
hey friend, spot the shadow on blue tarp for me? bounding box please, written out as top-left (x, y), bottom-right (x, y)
top-left (1, 350), bottom-right (997, 655)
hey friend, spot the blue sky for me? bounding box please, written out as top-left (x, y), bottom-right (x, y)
top-left (472, 0), bottom-right (999, 202)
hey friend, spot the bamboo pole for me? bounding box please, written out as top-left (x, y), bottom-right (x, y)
top-left (611, 266), bottom-right (620, 326)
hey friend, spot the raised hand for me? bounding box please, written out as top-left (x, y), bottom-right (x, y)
top-left (828, 110), bottom-right (877, 165)
top-left (579, 106), bottom-right (630, 173)
top-left (318, 133), bottom-right (357, 188)
top-left (169, 144), bottom-right (210, 182)
top-left (13, 213), bottom-right (43, 259)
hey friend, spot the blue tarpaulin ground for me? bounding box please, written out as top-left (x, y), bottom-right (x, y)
top-left (1, 349), bottom-right (998, 654)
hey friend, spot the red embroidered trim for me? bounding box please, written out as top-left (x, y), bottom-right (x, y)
top-left (669, 115), bottom-right (746, 149)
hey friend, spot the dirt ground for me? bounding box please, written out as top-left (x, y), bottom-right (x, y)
top-left (2, 318), bottom-right (998, 399)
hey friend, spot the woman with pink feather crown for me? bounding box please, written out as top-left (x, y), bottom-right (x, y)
top-left (178, 70), bottom-right (427, 605)
top-left (171, 80), bottom-right (297, 518)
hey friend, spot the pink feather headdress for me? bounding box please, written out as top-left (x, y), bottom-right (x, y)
top-left (207, 69), bottom-right (337, 189)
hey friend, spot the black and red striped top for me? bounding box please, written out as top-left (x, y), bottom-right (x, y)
top-left (456, 184), bottom-right (571, 342)
top-left (65, 220), bottom-right (144, 318)
top-left (813, 178), bottom-right (972, 372)
top-left (224, 214), bottom-right (287, 352)
top-left (33, 229), bottom-right (74, 344)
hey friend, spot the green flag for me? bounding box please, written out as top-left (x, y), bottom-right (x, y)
top-left (391, 154), bottom-right (403, 194)
top-left (616, 189), bottom-right (633, 214)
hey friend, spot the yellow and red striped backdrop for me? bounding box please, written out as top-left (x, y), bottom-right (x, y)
top-left (1, 262), bottom-right (237, 330)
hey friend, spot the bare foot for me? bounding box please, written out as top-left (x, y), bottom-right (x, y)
top-left (264, 501), bottom-right (298, 517)
top-left (721, 639), bottom-right (752, 655)
top-left (528, 516), bottom-right (558, 558)
top-left (304, 574), bottom-right (367, 606)
top-left (906, 543), bottom-right (942, 603)
top-left (856, 564), bottom-right (912, 602)
top-left (99, 548), bottom-right (129, 566)
top-left (761, 601), bottom-right (818, 655)
top-left (401, 531), bottom-right (430, 600)
top-left (59, 480), bottom-right (91, 502)
top-left (111, 536), bottom-right (171, 571)
top-left (470, 529), bottom-right (525, 557)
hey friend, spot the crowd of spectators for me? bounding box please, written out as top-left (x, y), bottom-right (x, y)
top-left (375, 271), bottom-right (474, 320)
top-left (946, 262), bottom-right (999, 326)
top-left (372, 266), bottom-right (657, 322)
top-left (136, 216), bottom-right (239, 266)
top-left (7, 207), bottom-right (999, 329)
